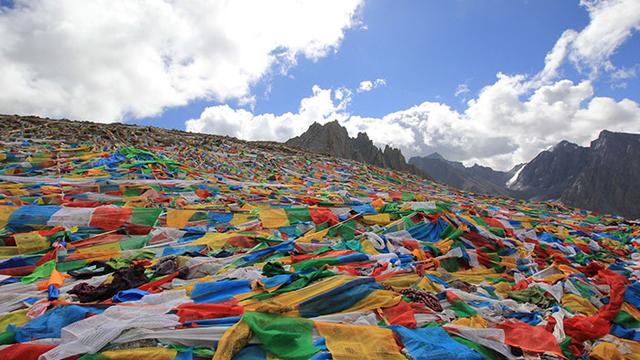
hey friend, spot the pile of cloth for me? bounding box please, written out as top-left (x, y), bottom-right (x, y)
top-left (0, 137), bottom-right (638, 360)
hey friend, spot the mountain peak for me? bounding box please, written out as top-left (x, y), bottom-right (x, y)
top-left (593, 129), bottom-right (639, 144)
top-left (552, 140), bottom-right (581, 151)
top-left (589, 129), bottom-right (640, 156)
top-left (286, 121), bottom-right (423, 177)
top-left (355, 131), bottom-right (370, 141)
top-left (511, 130), bottom-right (640, 218)
top-left (323, 119), bottom-right (342, 128)
top-left (425, 152), bottom-right (446, 160)
top-left (557, 139), bottom-right (577, 146)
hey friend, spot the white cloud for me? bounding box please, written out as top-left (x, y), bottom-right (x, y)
top-left (352, 0), bottom-right (640, 169)
top-left (187, 75), bottom-right (640, 170)
top-left (186, 85), bottom-right (349, 141)
top-left (454, 83), bottom-right (470, 98)
top-left (341, 72), bottom-right (639, 170)
top-left (186, 0), bottom-right (640, 171)
top-left (609, 65), bottom-right (638, 89)
top-left (364, 77), bottom-right (640, 170)
top-left (527, 0), bottom-right (640, 85)
top-left (357, 78), bottom-right (386, 93)
top-left (358, 81), bottom-right (374, 92)
top-left (9, 0), bottom-right (634, 172)
top-left (570, 0), bottom-right (640, 76)
top-left (0, 0), bottom-right (363, 122)
top-left (611, 65), bottom-right (638, 80)
top-left (531, 0), bottom-right (640, 81)
top-left (534, 30), bottom-right (578, 85)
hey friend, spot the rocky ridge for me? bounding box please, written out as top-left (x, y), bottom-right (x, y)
top-left (285, 120), bottom-right (426, 177)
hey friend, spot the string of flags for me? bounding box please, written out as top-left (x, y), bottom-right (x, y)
top-left (0, 137), bottom-right (638, 359)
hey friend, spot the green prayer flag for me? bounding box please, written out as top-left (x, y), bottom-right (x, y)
top-left (130, 208), bottom-right (162, 227)
top-left (0, 331), bottom-right (16, 345)
top-left (56, 259), bottom-right (89, 273)
top-left (77, 353), bottom-right (110, 360)
top-left (401, 192), bottom-right (415, 201)
top-left (285, 208), bottom-right (312, 224)
top-left (508, 286), bottom-right (553, 307)
top-left (328, 219), bottom-right (355, 241)
top-left (21, 259), bottom-right (56, 284)
top-left (242, 312), bottom-right (319, 360)
top-left (452, 335), bottom-right (501, 360)
top-left (119, 235), bottom-right (150, 250)
top-left (613, 310), bottom-right (640, 329)
top-left (293, 257), bottom-right (341, 272)
top-left (449, 298), bottom-right (477, 317)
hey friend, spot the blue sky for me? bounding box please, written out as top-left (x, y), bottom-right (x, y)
top-left (1, 0), bottom-right (639, 169)
top-left (136, 0), bottom-right (636, 128)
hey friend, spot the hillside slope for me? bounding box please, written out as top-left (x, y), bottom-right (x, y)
top-left (0, 115), bottom-right (638, 359)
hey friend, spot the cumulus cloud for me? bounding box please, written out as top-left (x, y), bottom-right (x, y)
top-left (0, 0), bottom-right (363, 122)
top-left (186, 85), bottom-right (350, 141)
top-left (363, 77), bottom-right (640, 170)
top-left (357, 78), bottom-right (386, 93)
top-left (569, 0), bottom-right (640, 76)
top-left (349, 73), bottom-right (640, 170)
top-left (190, 75), bottom-right (640, 171)
top-left (186, 0), bottom-right (640, 171)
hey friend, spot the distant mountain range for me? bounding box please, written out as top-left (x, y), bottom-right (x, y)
top-left (287, 122), bottom-right (640, 219)
top-left (408, 153), bottom-right (524, 197)
top-left (512, 130), bottom-right (640, 219)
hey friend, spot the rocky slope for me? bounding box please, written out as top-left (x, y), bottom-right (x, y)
top-left (5, 115), bottom-right (638, 218)
top-left (408, 153), bottom-right (522, 196)
top-left (289, 122), bottom-right (640, 218)
top-left (0, 114), bottom-right (298, 155)
top-left (286, 121), bottom-right (426, 176)
top-left (508, 141), bottom-right (590, 200)
top-left (510, 130), bottom-right (640, 218)
top-left (411, 130), bottom-right (640, 218)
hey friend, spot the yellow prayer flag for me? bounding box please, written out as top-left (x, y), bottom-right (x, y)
top-left (562, 294), bottom-right (598, 316)
top-left (230, 213), bottom-right (255, 226)
top-left (362, 213), bottom-right (392, 225)
top-left (315, 322), bottom-right (405, 360)
top-left (102, 347), bottom-right (177, 360)
top-left (212, 320), bottom-right (252, 360)
top-left (298, 228), bottom-right (329, 243)
top-left (416, 276), bottom-right (443, 293)
top-left (341, 290), bottom-right (401, 314)
top-left (192, 232), bottom-right (235, 250)
top-left (360, 238), bottom-right (379, 255)
top-left (451, 315), bottom-right (488, 328)
top-left (14, 232), bottom-right (50, 254)
top-left (434, 238), bottom-right (453, 254)
top-left (0, 205), bottom-right (17, 229)
top-left (378, 273), bottom-right (420, 288)
top-left (259, 208), bottom-right (289, 229)
top-left (76, 242), bottom-right (122, 256)
top-left (0, 309), bottom-right (29, 332)
top-left (589, 342), bottom-right (624, 360)
top-left (0, 246), bottom-right (20, 258)
top-left (166, 208), bottom-right (197, 228)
